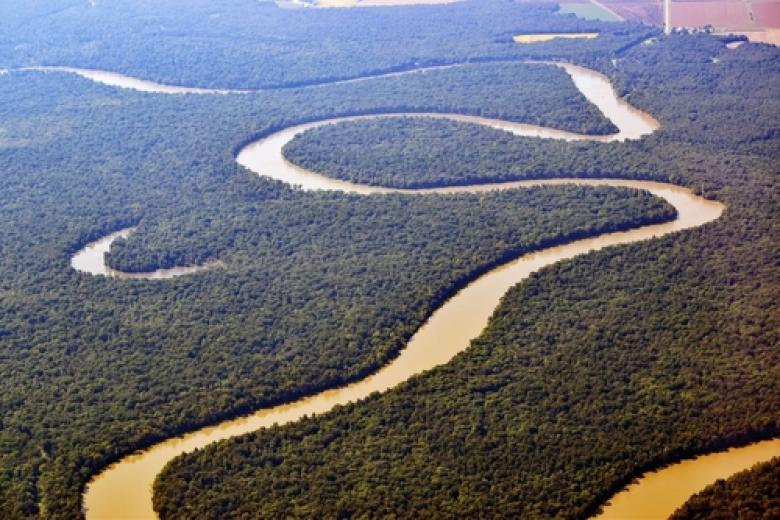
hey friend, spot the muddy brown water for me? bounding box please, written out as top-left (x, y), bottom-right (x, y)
top-left (63, 62), bottom-right (768, 520)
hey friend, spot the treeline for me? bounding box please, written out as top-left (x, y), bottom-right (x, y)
top-left (0, 58), bottom-right (670, 517)
top-left (283, 61), bottom-right (619, 135)
top-left (0, 0), bottom-right (653, 89)
top-left (671, 457), bottom-right (780, 519)
top-left (153, 35), bottom-right (780, 519)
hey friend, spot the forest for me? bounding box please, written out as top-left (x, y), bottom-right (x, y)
top-left (0, 3), bottom-right (679, 517)
top-left (671, 457), bottom-right (780, 519)
top-left (282, 116), bottom-right (644, 188)
top-left (154, 32), bottom-right (780, 520)
top-left (0, 0), bottom-right (654, 89)
top-left (0, 0), bottom-right (777, 519)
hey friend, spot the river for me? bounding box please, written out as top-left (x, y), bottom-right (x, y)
top-left (595, 438), bottom-right (780, 518)
top-left (71, 228), bottom-right (217, 279)
top-left (61, 61), bottom-right (772, 520)
top-left (22, 63), bottom-right (462, 94)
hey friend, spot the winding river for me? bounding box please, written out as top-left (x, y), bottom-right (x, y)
top-left (63, 61), bottom-right (776, 520)
top-left (23, 63), bottom-right (465, 94)
top-left (71, 228), bottom-right (217, 279)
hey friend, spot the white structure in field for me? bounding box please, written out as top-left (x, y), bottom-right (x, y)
top-left (665, 0), bottom-right (672, 34)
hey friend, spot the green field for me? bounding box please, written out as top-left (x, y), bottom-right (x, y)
top-left (558, 2), bottom-right (622, 22)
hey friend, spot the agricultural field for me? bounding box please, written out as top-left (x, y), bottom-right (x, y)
top-left (557, 1), bottom-right (624, 22)
top-left (606, 0), bottom-right (662, 22)
top-left (588, 0), bottom-right (780, 36)
top-left (673, 0), bottom-right (753, 30)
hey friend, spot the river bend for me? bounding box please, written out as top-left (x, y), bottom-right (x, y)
top-left (71, 228), bottom-right (217, 280)
top-left (70, 61), bottom-right (774, 520)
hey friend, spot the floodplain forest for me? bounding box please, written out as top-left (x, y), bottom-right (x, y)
top-left (0, 0), bottom-right (777, 519)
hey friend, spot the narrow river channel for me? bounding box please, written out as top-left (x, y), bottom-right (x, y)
top-left (71, 228), bottom-right (217, 279)
top-left (60, 61), bottom-right (774, 520)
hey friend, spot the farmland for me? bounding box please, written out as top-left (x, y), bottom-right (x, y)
top-left (583, 0), bottom-right (780, 37)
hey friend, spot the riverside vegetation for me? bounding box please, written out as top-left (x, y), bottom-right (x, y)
top-left (155, 33), bottom-right (779, 520)
top-left (0, 0), bottom-right (653, 89)
top-left (0, 1), bottom-right (777, 519)
top-left (0, 2), bottom-right (674, 517)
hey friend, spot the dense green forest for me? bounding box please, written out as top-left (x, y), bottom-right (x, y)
top-left (282, 116), bottom-right (637, 188)
top-left (0, 2), bottom-right (680, 516)
top-left (671, 457), bottom-right (780, 519)
top-left (0, 0), bottom-right (654, 89)
top-left (154, 33), bottom-right (780, 520)
top-left (0, 0), bottom-right (777, 518)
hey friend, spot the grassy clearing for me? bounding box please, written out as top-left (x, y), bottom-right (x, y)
top-left (514, 32), bottom-right (599, 43)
